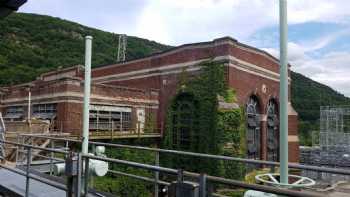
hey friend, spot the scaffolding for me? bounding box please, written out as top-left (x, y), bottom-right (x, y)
top-left (318, 106), bottom-right (350, 151)
top-left (303, 106), bottom-right (350, 183)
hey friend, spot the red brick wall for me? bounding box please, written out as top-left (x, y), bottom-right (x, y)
top-left (92, 39), bottom-right (299, 162)
top-left (0, 37), bottom-right (300, 162)
top-left (56, 102), bottom-right (83, 135)
top-left (288, 114), bottom-right (299, 163)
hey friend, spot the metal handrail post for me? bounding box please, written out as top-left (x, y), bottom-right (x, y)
top-left (177, 169), bottom-right (184, 182)
top-left (66, 154), bottom-right (74, 197)
top-left (25, 147), bottom-right (32, 197)
top-left (50, 140), bottom-right (54, 175)
top-left (199, 173), bottom-right (207, 197)
top-left (154, 151), bottom-right (160, 197)
top-left (83, 157), bottom-right (90, 196)
top-left (65, 140), bottom-right (69, 159)
top-left (76, 153), bottom-right (82, 197)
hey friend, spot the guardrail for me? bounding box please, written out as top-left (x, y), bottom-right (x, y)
top-left (0, 135), bottom-right (350, 196)
top-left (10, 135), bottom-right (350, 196)
top-left (21, 135), bottom-right (350, 176)
top-left (0, 140), bottom-right (68, 197)
top-left (82, 153), bottom-right (323, 197)
top-left (1, 136), bottom-right (343, 196)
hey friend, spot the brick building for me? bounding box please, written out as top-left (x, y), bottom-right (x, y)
top-left (0, 37), bottom-right (299, 162)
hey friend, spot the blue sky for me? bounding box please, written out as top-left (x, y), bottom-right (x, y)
top-left (20, 0), bottom-right (350, 96)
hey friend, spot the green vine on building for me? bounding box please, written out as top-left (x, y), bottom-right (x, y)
top-left (162, 61), bottom-right (247, 179)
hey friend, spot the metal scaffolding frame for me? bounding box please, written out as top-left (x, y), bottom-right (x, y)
top-left (318, 106), bottom-right (350, 150)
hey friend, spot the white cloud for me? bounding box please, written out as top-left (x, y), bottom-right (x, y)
top-left (288, 0), bottom-right (350, 24)
top-left (263, 41), bottom-right (350, 96)
top-left (262, 42), bottom-right (308, 66)
top-left (21, 0), bottom-right (350, 45)
top-left (306, 52), bottom-right (350, 96)
top-left (131, 0), bottom-right (350, 45)
top-left (134, 0), bottom-right (277, 44)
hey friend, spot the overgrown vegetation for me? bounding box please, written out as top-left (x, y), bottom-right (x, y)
top-left (93, 139), bottom-right (157, 197)
top-left (162, 61), bottom-right (246, 180)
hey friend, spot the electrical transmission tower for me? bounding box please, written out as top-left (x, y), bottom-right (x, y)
top-left (117, 34), bottom-right (127, 62)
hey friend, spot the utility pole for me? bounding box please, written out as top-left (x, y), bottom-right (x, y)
top-left (279, 0), bottom-right (289, 184)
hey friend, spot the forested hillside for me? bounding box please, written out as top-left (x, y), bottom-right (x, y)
top-left (1, 13), bottom-right (349, 145)
top-left (0, 13), bottom-right (170, 85)
top-left (291, 72), bottom-right (350, 123)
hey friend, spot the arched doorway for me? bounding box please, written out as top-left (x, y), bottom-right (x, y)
top-left (267, 99), bottom-right (279, 161)
top-left (246, 96), bottom-right (261, 160)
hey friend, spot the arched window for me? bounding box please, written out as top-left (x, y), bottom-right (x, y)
top-left (171, 93), bottom-right (197, 150)
top-left (246, 96), bottom-right (261, 160)
top-left (267, 99), bottom-right (279, 161)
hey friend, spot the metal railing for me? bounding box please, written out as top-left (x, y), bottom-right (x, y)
top-left (22, 135), bottom-right (350, 176)
top-left (81, 154), bottom-right (322, 197)
top-left (0, 140), bottom-right (69, 197)
top-left (1, 135), bottom-right (346, 196)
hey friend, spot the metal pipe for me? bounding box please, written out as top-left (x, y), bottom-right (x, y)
top-left (50, 141), bottom-right (54, 175)
top-left (84, 157), bottom-right (90, 196)
top-left (154, 151), bottom-right (159, 197)
top-left (199, 174), bottom-right (207, 197)
top-left (82, 36), bottom-right (93, 154)
top-left (279, 0), bottom-right (289, 184)
top-left (0, 140), bottom-right (68, 154)
top-left (76, 154), bottom-right (82, 197)
top-left (108, 170), bottom-right (170, 186)
top-left (83, 154), bottom-right (178, 174)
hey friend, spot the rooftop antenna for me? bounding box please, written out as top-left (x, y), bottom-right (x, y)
top-left (117, 34), bottom-right (127, 62)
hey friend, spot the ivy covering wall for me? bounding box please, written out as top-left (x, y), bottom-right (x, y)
top-left (162, 61), bottom-right (247, 179)
top-left (85, 62), bottom-right (247, 196)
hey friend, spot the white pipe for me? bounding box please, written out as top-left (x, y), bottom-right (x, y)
top-left (82, 36), bottom-right (93, 154)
